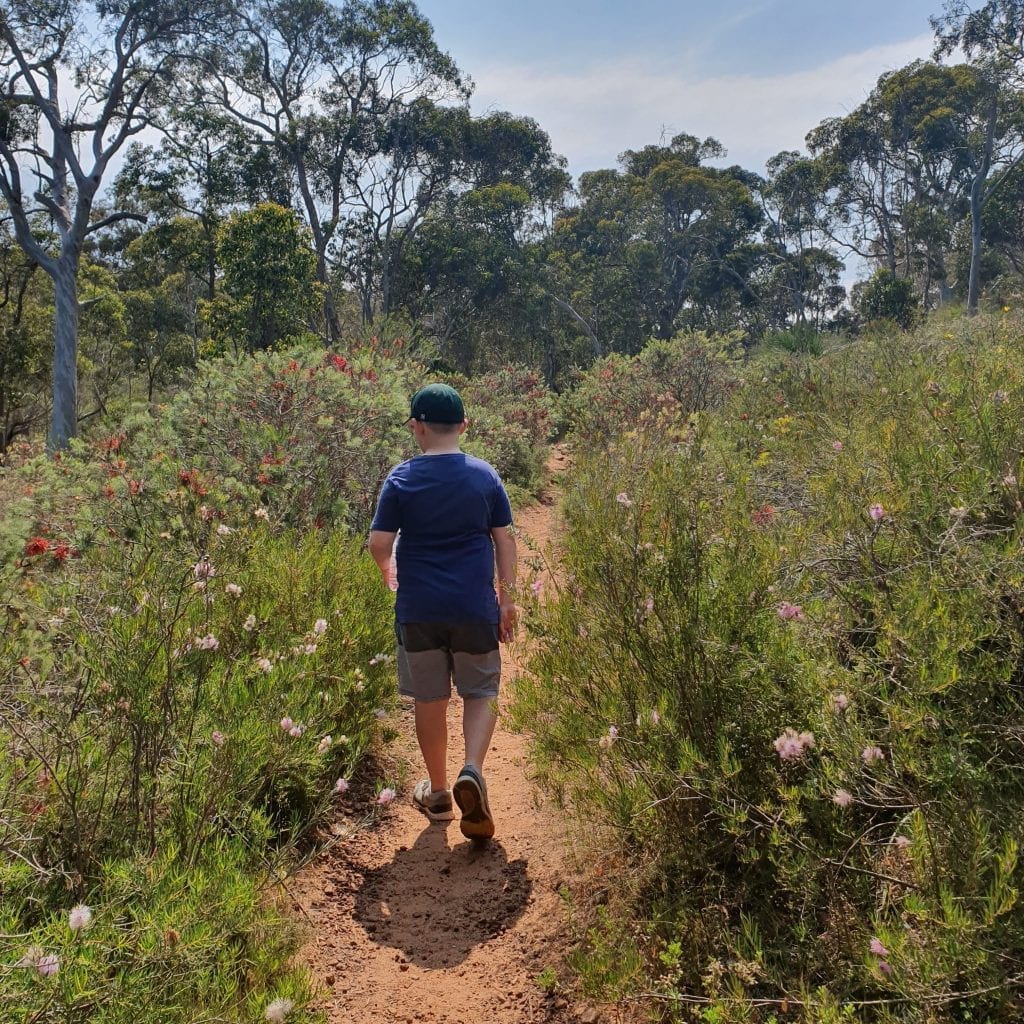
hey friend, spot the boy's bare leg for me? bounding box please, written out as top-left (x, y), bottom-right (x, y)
top-left (462, 696), bottom-right (498, 771)
top-left (414, 698), bottom-right (450, 792)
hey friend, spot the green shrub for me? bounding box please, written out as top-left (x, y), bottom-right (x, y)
top-left (560, 330), bottom-right (743, 449)
top-left (514, 313), bottom-right (1024, 1021)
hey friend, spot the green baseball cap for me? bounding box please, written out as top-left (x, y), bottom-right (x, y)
top-left (407, 383), bottom-right (465, 424)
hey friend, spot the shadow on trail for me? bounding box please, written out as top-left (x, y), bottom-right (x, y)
top-left (352, 822), bottom-right (532, 969)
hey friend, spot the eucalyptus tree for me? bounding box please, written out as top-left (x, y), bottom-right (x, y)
top-left (391, 113), bottom-right (570, 373)
top-left (547, 133), bottom-right (762, 357)
top-left (753, 151), bottom-right (846, 328)
top-left (202, 0), bottom-right (466, 339)
top-left (114, 110), bottom-right (287, 297)
top-left (933, 2), bottom-right (1024, 313)
top-left (350, 106), bottom-right (569, 327)
top-left (0, 220), bottom-right (48, 450)
top-left (0, 0), bottom-right (227, 448)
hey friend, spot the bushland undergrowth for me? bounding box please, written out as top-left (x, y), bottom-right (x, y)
top-left (0, 339), bottom-right (553, 1021)
top-left (513, 315), bottom-right (1024, 1022)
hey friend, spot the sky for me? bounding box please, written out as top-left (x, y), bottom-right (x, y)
top-left (415, 0), bottom-right (945, 178)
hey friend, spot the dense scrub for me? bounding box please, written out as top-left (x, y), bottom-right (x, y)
top-left (0, 340), bottom-right (553, 1020)
top-left (513, 315), bottom-right (1024, 1022)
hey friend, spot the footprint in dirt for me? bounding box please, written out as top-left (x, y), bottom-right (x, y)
top-left (353, 822), bottom-right (532, 969)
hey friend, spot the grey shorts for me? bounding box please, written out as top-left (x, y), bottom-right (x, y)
top-left (395, 621), bottom-right (501, 703)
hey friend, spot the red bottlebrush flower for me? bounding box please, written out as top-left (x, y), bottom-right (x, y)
top-left (18, 656), bottom-right (30, 667)
top-left (128, 479), bottom-right (142, 495)
top-left (331, 355), bottom-right (348, 371)
top-left (52, 543), bottom-right (71, 563)
top-left (287, 359), bottom-right (299, 373)
top-left (25, 537), bottom-right (50, 556)
top-left (257, 472), bottom-right (272, 485)
top-left (364, 368), bottom-right (378, 382)
top-left (753, 503), bottom-right (776, 527)
top-left (103, 485), bottom-right (115, 499)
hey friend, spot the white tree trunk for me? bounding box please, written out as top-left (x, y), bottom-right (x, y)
top-left (49, 255), bottom-right (80, 450)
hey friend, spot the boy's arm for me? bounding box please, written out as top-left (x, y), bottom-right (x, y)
top-left (368, 530), bottom-right (397, 588)
top-left (491, 525), bottom-right (518, 643)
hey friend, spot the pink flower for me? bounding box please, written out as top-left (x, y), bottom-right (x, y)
top-left (377, 787), bottom-right (396, 805)
top-left (254, 507), bottom-right (270, 521)
top-left (1003, 473), bottom-right (1017, 488)
top-left (225, 583), bottom-right (242, 597)
top-left (773, 728), bottom-right (815, 761)
top-left (216, 523), bottom-right (233, 536)
top-left (256, 657), bottom-right (273, 673)
top-left (288, 725), bottom-right (304, 738)
top-left (36, 952), bottom-right (59, 976)
top-left (894, 835), bottom-right (911, 850)
top-left (832, 440), bottom-right (843, 451)
top-left (776, 601), bottom-right (805, 621)
top-left (317, 735), bottom-right (332, 754)
top-left (334, 777), bottom-right (349, 793)
top-left (196, 634), bottom-right (219, 651)
top-left (878, 960), bottom-right (893, 975)
top-left (644, 596), bottom-right (655, 614)
top-left (650, 709), bottom-right (660, 725)
top-left (531, 579), bottom-right (543, 597)
top-left (833, 789), bottom-right (854, 808)
top-left (615, 492), bottom-right (633, 508)
top-left (243, 614), bottom-right (257, 632)
top-left (279, 717), bottom-right (294, 731)
top-left (869, 503), bottom-right (886, 521)
top-left (831, 692), bottom-right (849, 712)
top-left (192, 558), bottom-right (215, 581)
top-left (862, 745), bottom-right (885, 764)
top-left (68, 904), bottom-right (93, 932)
top-left (313, 618), bottom-right (328, 636)
top-left (211, 731), bottom-right (226, 747)
top-left (870, 937), bottom-right (889, 957)
top-left (374, 708), bottom-right (386, 720)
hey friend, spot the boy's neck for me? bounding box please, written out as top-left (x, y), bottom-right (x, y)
top-left (419, 441), bottom-right (462, 456)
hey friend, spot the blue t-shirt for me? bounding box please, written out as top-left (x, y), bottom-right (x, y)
top-left (371, 453), bottom-right (513, 624)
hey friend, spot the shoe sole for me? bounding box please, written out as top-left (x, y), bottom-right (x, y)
top-left (453, 774), bottom-right (495, 840)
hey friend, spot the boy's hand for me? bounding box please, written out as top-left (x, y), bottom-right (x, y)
top-left (498, 596), bottom-right (518, 643)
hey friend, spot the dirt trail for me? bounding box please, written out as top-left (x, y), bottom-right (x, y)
top-left (290, 447), bottom-right (593, 1024)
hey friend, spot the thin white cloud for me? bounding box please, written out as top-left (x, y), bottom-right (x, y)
top-left (470, 31), bottom-right (935, 176)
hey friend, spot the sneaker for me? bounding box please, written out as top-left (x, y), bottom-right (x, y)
top-left (452, 764), bottom-right (495, 841)
top-left (411, 780), bottom-right (455, 821)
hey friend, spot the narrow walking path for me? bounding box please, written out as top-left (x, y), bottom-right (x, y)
top-left (290, 448), bottom-right (592, 1024)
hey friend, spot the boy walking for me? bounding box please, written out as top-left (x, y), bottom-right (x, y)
top-left (368, 384), bottom-right (517, 841)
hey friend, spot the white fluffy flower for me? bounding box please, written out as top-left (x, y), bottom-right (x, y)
top-left (264, 998), bottom-right (295, 1023)
top-left (68, 904), bottom-right (93, 932)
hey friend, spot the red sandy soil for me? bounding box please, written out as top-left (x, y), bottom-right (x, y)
top-left (289, 447), bottom-right (620, 1024)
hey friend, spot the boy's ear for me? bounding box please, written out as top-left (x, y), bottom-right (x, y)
top-left (459, 419), bottom-right (468, 435)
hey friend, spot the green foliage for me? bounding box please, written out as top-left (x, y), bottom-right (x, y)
top-left (514, 311), bottom-right (1024, 1021)
top-left (208, 203), bottom-right (322, 355)
top-left (451, 364), bottom-right (555, 495)
top-left (559, 330), bottom-right (743, 449)
top-left (856, 268), bottom-right (920, 330)
top-left (0, 336), bottom-right (559, 1015)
